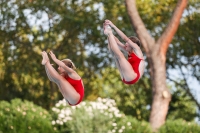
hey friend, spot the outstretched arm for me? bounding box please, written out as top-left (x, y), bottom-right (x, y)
top-left (105, 20), bottom-right (141, 51)
top-left (49, 51), bottom-right (74, 74)
top-left (105, 20), bottom-right (129, 42)
top-left (114, 36), bottom-right (126, 52)
top-left (103, 23), bottom-right (127, 52)
top-left (42, 51), bottom-right (58, 82)
top-left (45, 66), bottom-right (54, 82)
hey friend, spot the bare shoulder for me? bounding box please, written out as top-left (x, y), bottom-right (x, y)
top-left (133, 48), bottom-right (144, 59)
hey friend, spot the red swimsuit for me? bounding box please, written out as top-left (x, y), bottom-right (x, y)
top-left (122, 52), bottom-right (143, 85)
top-left (65, 76), bottom-right (84, 106)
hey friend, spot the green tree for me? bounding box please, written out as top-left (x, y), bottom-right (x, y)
top-left (0, 0), bottom-right (108, 108)
top-left (124, 0), bottom-right (197, 130)
top-left (167, 2), bottom-right (200, 110)
top-left (0, 0), bottom-right (199, 131)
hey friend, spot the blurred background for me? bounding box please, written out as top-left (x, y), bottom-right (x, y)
top-left (0, 0), bottom-right (199, 132)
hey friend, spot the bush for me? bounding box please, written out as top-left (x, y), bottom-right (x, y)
top-left (51, 97), bottom-right (152, 133)
top-left (51, 97), bottom-right (200, 133)
top-left (0, 98), bottom-right (55, 133)
top-left (158, 119), bottom-right (200, 133)
top-left (116, 115), bottom-right (152, 133)
top-left (51, 98), bottom-right (121, 133)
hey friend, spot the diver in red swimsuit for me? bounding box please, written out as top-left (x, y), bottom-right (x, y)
top-left (41, 51), bottom-right (84, 105)
top-left (122, 52), bottom-right (143, 84)
top-left (103, 20), bottom-right (145, 85)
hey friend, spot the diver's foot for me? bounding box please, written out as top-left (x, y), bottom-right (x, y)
top-left (41, 51), bottom-right (49, 65)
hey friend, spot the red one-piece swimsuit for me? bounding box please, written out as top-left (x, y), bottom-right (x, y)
top-left (122, 52), bottom-right (143, 85)
top-left (65, 76), bottom-right (84, 106)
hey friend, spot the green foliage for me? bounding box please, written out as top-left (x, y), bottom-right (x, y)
top-left (158, 119), bottom-right (200, 133)
top-left (166, 0), bottom-right (200, 120)
top-left (116, 115), bottom-right (152, 133)
top-left (168, 87), bottom-right (197, 121)
top-left (51, 98), bottom-right (200, 133)
top-left (0, 99), bottom-right (54, 133)
top-left (97, 67), bottom-right (152, 121)
top-left (0, 98), bottom-right (199, 133)
top-left (136, 0), bottom-right (178, 39)
top-left (51, 98), bottom-right (121, 133)
top-left (51, 97), bottom-right (153, 133)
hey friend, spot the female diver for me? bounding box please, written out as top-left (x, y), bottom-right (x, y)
top-left (41, 51), bottom-right (84, 105)
top-left (103, 19), bottom-right (145, 84)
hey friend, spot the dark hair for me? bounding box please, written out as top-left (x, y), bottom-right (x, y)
top-left (128, 36), bottom-right (141, 47)
top-left (62, 59), bottom-right (76, 70)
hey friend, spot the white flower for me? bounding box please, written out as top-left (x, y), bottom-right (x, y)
top-left (58, 113), bottom-right (65, 118)
top-left (80, 101), bottom-right (86, 106)
top-left (52, 107), bottom-right (60, 113)
top-left (56, 120), bottom-right (60, 124)
top-left (52, 121), bottom-right (56, 125)
top-left (119, 129), bottom-right (123, 133)
top-left (52, 97), bottom-right (124, 127)
top-left (102, 98), bottom-right (107, 103)
top-left (97, 97), bottom-right (102, 102)
top-left (127, 122), bottom-right (131, 126)
top-left (61, 99), bottom-right (66, 104)
top-left (66, 116), bottom-right (72, 121)
top-left (55, 103), bottom-right (60, 107)
top-left (71, 106), bottom-right (76, 109)
top-left (112, 129), bottom-right (116, 133)
top-left (60, 121), bottom-right (63, 125)
top-left (90, 102), bottom-right (97, 109)
top-left (63, 108), bottom-right (72, 116)
top-left (112, 123), bottom-right (117, 126)
top-left (63, 102), bottom-right (67, 106)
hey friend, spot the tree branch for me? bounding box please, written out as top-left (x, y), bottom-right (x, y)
top-left (125, 0), bottom-right (155, 53)
top-left (158, 0), bottom-right (188, 56)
